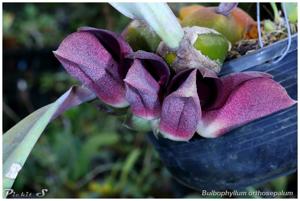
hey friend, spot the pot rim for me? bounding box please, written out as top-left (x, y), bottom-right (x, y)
top-left (221, 33), bottom-right (298, 76)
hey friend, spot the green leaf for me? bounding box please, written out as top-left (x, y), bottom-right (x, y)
top-left (3, 86), bottom-right (95, 194)
top-left (284, 3), bottom-right (298, 23)
top-left (119, 149), bottom-right (141, 188)
top-left (72, 133), bottom-right (120, 180)
top-left (193, 33), bottom-right (230, 65)
top-left (270, 3), bottom-right (280, 23)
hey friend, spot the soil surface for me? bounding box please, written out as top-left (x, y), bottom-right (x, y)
top-left (226, 19), bottom-right (297, 60)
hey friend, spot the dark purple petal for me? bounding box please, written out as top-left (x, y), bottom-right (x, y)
top-left (53, 29), bottom-right (131, 108)
top-left (159, 70), bottom-right (201, 141)
top-left (196, 68), bottom-right (222, 109)
top-left (124, 51), bottom-right (170, 120)
top-left (167, 68), bottom-right (194, 94)
top-left (126, 50), bottom-right (170, 87)
top-left (168, 68), bottom-right (221, 110)
top-left (79, 27), bottom-right (133, 78)
top-left (197, 77), bottom-right (296, 138)
top-left (124, 59), bottom-right (161, 119)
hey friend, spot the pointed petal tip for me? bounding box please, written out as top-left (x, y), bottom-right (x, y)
top-left (198, 67), bottom-right (219, 78)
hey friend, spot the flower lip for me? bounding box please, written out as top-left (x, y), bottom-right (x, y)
top-left (125, 50), bottom-right (171, 88)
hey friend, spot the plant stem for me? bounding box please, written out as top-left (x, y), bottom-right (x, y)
top-left (110, 3), bottom-right (184, 49)
top-left (270, 3), bottom-right (281, 23)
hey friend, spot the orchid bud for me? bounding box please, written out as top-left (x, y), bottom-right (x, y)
top-left (180, 5), bottom-right (258, 43)
top-left (122, 20), bottom-right (161, 52)
top-left (157, 26), bottom-right (231, 73)
top-left (53, 27), bottom-right (132, 108)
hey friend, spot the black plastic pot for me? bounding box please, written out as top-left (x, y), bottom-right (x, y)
top-left (148, 34), bottom-right (297, 191)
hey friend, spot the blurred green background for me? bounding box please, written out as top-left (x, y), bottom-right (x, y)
top-left (3, 3), bottom-right (297, 198)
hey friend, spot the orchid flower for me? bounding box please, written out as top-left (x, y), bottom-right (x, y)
top-left (54, 26), bottom-right (295, 141)
top-left (4, 3), bottom-right (296, 193)
top-left (124, 50), bottom-right (170, 120)
top-left (53, 27), bottom-right (133, 108)
top-left (54, 27), bottom-right (170, 120)
top-left (159, 68), bottom-right (296, 141)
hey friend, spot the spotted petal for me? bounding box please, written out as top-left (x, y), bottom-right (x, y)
top-left (124, 51), bottom-right (170, 119)
top-left (209, 71), bottom-right (272, 110)
top-left (159, 70), bottom-right (201, 141)
top-left (53, 27), bottom-right (132, 108)
top-left (197, 76), bottom-right (296, 138)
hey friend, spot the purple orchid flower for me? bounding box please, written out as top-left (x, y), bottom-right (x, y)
top-left (54, 27), bottom-right (295, 142)
top-left (159, 68), bottom-right (296, 141)
top-left (54, 27), bottom-right (170, 120)
top-left (124, 50), bottom-right (170, 120)
top-left (53, 27), bottom-right (132, 108)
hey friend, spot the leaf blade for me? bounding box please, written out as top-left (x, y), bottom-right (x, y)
top-left (3, 86), bottom-right (96, 192)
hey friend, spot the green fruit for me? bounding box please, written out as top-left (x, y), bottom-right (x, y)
top-left (157, 26), bottom-right (231, 73)
top-left (122, 20), bottom-right (161, 52)
top-left (193, 33), bottom-right (229, 65)
top-left (181, 6), bottom-right (257, 44)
